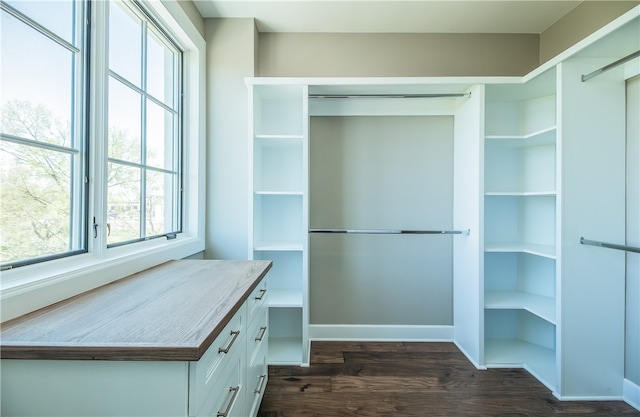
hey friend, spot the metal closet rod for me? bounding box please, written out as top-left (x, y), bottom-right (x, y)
top-left (308, 93), bottom-right (471, 99)
top-left (580, 237), bottom-right (640, 254)
top-left (309, 228), bottom-right (470, 235)
top-left (581, 50), bottom-right (640, 82)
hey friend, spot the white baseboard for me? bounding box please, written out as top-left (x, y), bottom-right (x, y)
top-left (453, 341), bottom-right (485, 370)
top-left (309, 324), bottom-right (454, 341)
top-left (624, 378), bottom-right (640, 411)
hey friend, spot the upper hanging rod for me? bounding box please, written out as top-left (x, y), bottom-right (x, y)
top-left (308, 93), bottom-right (471, 99)
top-left (580, 237), bottom-right (640, 254)
top-left (309, 228), bottom-right (470, 235)
top-left (581, 50), bottom-right (640, 82)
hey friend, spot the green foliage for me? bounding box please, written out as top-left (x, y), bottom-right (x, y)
top-left (0, 101), bottom-right (73, 264)
top-left (0, 100), bottom-right (176, 265)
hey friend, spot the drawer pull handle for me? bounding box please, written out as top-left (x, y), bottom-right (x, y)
top-left (254, 374), bottom-right (267, 394)
top-left (218, 330), bottom-right (240, 354)
top-left (255, 326), bottom-right (267, 342)
top-left (254, 288), bottom-right (267, 301)
top-left (217, 386), bottom-right (240, 417)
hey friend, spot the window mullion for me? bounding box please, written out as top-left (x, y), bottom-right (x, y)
top-left (139, 19), bottom-right (148, 239)
top-left (70, 0), bottom-right (90, 256)
top-left (89, 0), bottom-right (110, 257)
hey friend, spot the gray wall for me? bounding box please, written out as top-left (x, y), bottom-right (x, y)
top-left (540, 1), bottom-right (639, 64)
top-left (174, 0), bottom-right (204, 38)
top-left (258, 33), bottom-right (539, 77)
top-left (309, 116), bottom-right (454, 326)
top-left (204, 18), bottom-right (257, 260)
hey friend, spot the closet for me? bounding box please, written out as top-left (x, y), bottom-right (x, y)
top-left (248, 84), bottom-right (309, 365)
top-left (483, 68), bottom-right (558, 390)
top-left (246, 4), bottom-right (640, 403)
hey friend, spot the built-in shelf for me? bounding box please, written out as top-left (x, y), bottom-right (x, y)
top-left (255, 191), bottom-right (304, 196)
top-left (253, 243), bottom-right (303, 252)
top-left (484, 339), bottom-right (556, 391)
top-left (269, 290), bottom-right (303, 308)
top-left (251, 83), bottom-right (308, 366)
top-left (268, 337), bottom-right (303, 365)
top-left (484, 243), bottom-right (556, 259)
top-left (485, 291), bottom-right (556, 324)
top-left (485, 126), bottom-right (556, 147)
top-left (255, 134), bottom-right (304, 140)
top-left (485, 191), bottom-right (556, 197)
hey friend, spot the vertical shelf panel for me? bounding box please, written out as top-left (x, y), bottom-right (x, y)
top-left (483, 68), bottom-right (558, 393)
top-left (250, 83), bottom-right (308, 367)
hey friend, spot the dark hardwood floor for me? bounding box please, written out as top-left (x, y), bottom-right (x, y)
top-left (258, 341), bottom-right (640, 417)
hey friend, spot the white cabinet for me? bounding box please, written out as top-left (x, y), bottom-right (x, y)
top-left (190, 305), bottom-right (246, 416)
top-left (483, 68), bottom-right (559, 390)
top-left (246, 278), bottom-right (269, 416)
top-left (193, 312), bottom-right (246, 417)
top-left (0, 261), bottom-right (271, 417)
top-left (248, 84), bottom-right (309, 366)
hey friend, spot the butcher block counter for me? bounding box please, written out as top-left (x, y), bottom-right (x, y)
top-left (1, 259), bottom-right (273, 417)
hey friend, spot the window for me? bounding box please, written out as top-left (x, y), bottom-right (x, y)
top-left (0, 0), bottom-right (88, 267)
top-left (106, 0), bottom-right (181, 246)
top-left (0, 0), bottom-right (185, 269)
top-left (0, 0), bottom-right (204, 321)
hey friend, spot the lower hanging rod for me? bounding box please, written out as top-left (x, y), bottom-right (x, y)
top-left (580, 237), bottom-right (640, 254)
top-left (310, 228), bottom-right (470, 235)
top-left (581, 50), bottom-right (640, 82)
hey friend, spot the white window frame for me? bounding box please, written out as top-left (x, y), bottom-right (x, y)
top-left (0, 0), bottom-right (206, 322)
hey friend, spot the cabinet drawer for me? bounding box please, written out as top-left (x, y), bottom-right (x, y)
top-left (247, 342), bottom-right (268, 417)
top-left (247, 305), bottom-right (268, 366)
top-left (247, 278), bottom-right (268, 324)
top-left (189, 303), bottom-right (245, 416)
top-left (196, 352), bottom-right (245, 417)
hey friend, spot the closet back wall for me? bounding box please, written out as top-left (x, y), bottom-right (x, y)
top-left (309, 116), bottom-right (454, 327)
top-left (258, 33), bottom-right (539, 77)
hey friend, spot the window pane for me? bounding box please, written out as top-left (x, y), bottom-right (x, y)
top-left (107, 163), bottom-right (141, 244)
top-left (147, 30), bottom-right (175, 107)
top-left (108, 78), bottom-right (141, 163)
top-left (146, 171), bottom-right (178, 236)
top-left (1, 12), bottom-right (74, 147)
top-left (109, 1), bottom-right (141, 87)
top-left (0, 142), bottom-right (75, 264)
top-left (146, 100), bottom-right (174, 169)
top-left (4, 0), bottom-right (75, 44)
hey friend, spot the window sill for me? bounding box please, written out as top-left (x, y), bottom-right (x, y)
top-left (1, 235), bottom-right (204, 322)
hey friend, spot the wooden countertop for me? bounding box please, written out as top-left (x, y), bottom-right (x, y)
top-left (0, 260), bottom-right (272, 361)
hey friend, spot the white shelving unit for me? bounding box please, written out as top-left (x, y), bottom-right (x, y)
top-left (249, 84), bottom-right (309, 366)
top-left (483, 68), bottom-right (559, 391)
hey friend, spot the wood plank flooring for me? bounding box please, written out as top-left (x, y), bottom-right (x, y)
top-left (258, 341), bottom-right (640, 417)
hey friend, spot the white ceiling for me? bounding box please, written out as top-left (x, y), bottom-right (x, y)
top-left (193, 0), bottom-right (584, 34)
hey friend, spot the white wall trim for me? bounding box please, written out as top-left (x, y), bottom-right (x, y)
top-left (553, 395), bottom-right (624, 402)
top-left (624, 378), bottom-right (640, 411)
top-left (454, 341), bottom-right (485, 370)
top-left (309, 324), bottom-right (454, 341)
